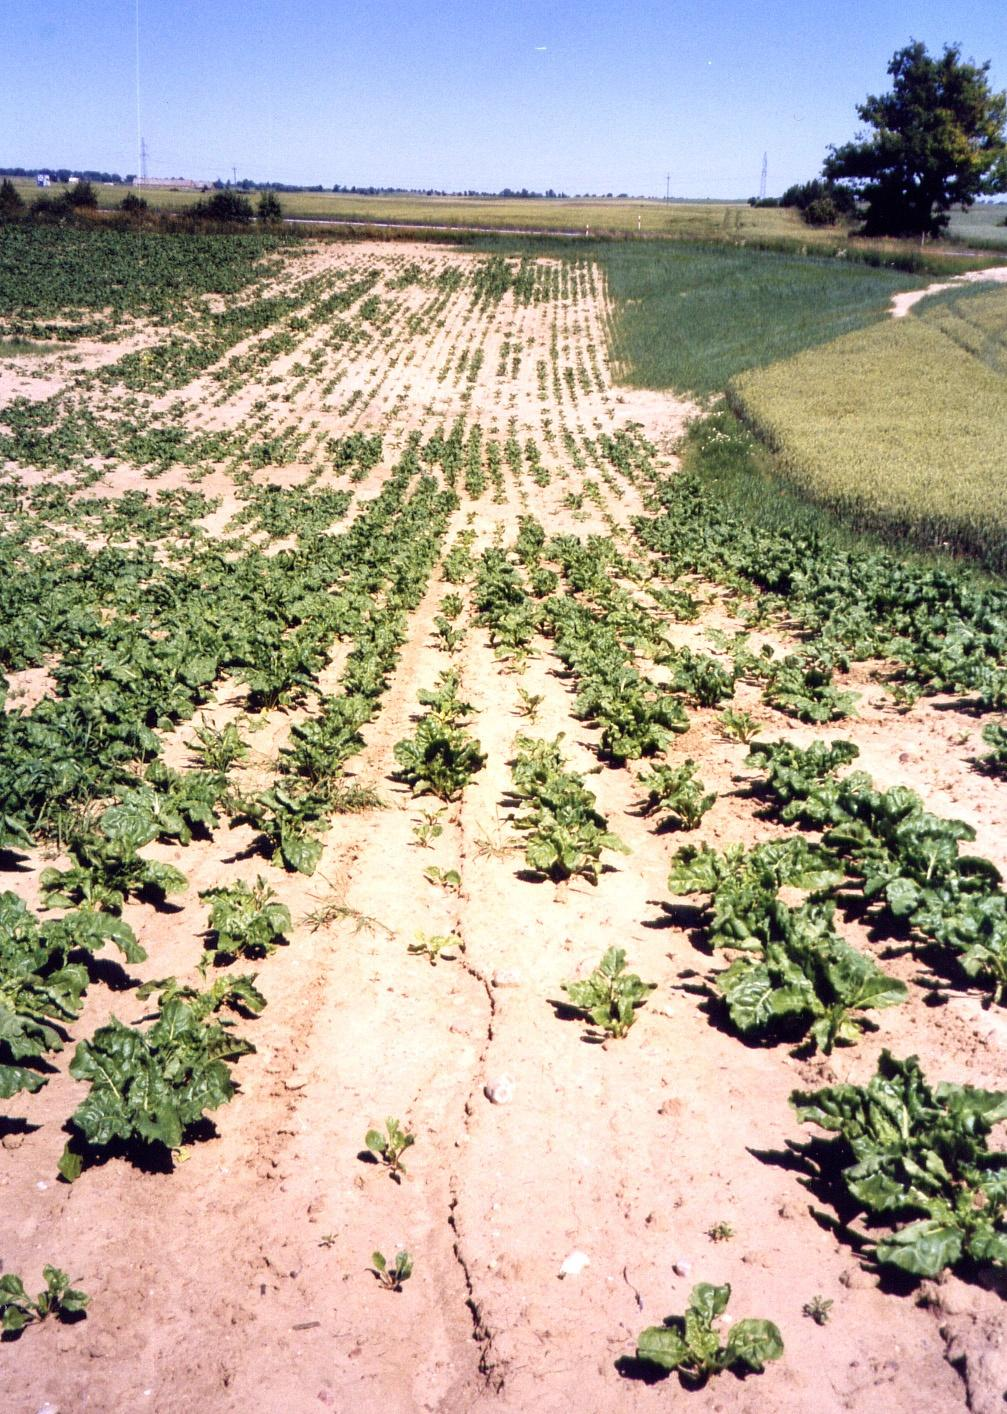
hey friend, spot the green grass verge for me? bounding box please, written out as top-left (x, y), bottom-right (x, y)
top-left (0, 338), bottom-right (50, 356)
top-left (673, 406), bottom-right (1000, 586)
top-left (727, 284), bottom-right (1007, 572)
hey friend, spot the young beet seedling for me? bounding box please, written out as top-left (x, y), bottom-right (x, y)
top-left (515, 687), bottom-right (544, 722)
top-left (371, 1250), bottom-right (413, 1292)
top-left (560, 947), bottom-right (655, 1039)
top-left (412, 808), bottom-right (446, 849)
top-left (717, 707), bottom-right (760, 744)
top-left (408, 932), bottom-right (465, 966)
top-left (0, 1267), bottom-right (89, 1336)
top-left (634, 1282), bottom-right (783, 1387)
top-left (423, 865), bottom-right (462, 893)
top-left (365, 1117), bottom-right (415, 1180)
top-left (803, 1295), bottom-right (833, 1326)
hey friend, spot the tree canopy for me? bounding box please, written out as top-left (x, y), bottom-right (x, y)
top-left (824, 41), bottom-right (1007, 238)
top-left (192, 191), bottom-right (254, 224)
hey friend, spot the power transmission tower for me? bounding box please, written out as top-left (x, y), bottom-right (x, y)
top-left (665, 172), bottom-right (670, 202)
top-left (140, 138), bottom-right (149, 184)
top-left (759, 152), bottom-right (767, 201)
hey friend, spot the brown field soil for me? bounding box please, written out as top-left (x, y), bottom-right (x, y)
top-left (2, 240), bottom-right (1007, 1413)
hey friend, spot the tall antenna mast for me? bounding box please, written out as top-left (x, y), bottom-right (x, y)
top-left (665, 172), bottom-right (670, 203)
top-left (759, 152), bottom-right (768, 201)
top-left (134, 0), bottom-right (142, 185)
top-left (141, 138), bottom-right (149, 184)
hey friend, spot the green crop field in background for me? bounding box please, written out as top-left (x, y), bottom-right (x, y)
top-left (728, 283), bottom-right (1007, 570)
top-left (598, 243), bottom-right (921, 395)
top-left (947, 206), bottom-right (1007, 249)
top-left (13, 177), bottom-right (1007, 266)
top-left (9, 178), bottom-right (827, 239)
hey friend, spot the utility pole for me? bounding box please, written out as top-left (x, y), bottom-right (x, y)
top-left (665, 172), bottom-right (670, 203)
top-left (134, 0), bottom-right (142, 185)
top-left (140, 138), bottom-right (149, 185)
top-left (759, 152), bottom-right (768, 201)
top-left (232, 165), bottom-right (238, 187)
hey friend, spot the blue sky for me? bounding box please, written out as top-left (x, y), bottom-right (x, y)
top-left (4, 0), bottom-right (1006, 196)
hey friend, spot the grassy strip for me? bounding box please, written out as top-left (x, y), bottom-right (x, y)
top-left (670, 407), bottom-right (939, 562)
top-left (727, 288), bottom-right (1007, 572)
top-left (672, 405), bottom-right (1004, 591)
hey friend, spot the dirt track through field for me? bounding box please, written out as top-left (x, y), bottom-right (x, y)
top-left (3, 240), bottom-right (1007, 1413)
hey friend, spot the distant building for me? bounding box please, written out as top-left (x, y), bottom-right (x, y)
top-left (36, 173), bottom-right (50, 187)
top-left (132, 176), bottom-right (201, 190)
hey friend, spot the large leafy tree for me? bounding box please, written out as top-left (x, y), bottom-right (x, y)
top-left (824, 41), bottom-right (1007, 239)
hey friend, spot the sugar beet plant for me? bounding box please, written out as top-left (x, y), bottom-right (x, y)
top-left (58, 975), bottom-right (264, 1180)
top-left (1, 1267), bottom-right (89, 1336)
top-left (365, 1117), bottom-right (415, 1180)
top-left (668, 838), bottom-right (904, 1053)
top-left (561, 947), bottom-right (655, 1038)
top-left (637, 760), bottom-right (716, 832)
top-left (793, 1051), bottom-right (1007, 1278)
top-left (200, 877), bottom-right (291, 963)
top-left (746, 738), bottom-right (1007, 1004)
top-left (510, 735), bottom-right (628, 884)
top-left (394, 671), bottom-right (486, 801)
top-left (633, 1282), bottom-right (783, 1386)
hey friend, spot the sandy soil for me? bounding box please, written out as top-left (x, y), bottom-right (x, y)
top-left (2, 241), bottom-right (1006, 1414)
top-left (889, 264), bottom-right (1007, 316)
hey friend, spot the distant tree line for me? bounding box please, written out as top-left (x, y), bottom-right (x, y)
top-left (0, 177), bottom-right (101, 222)
top-left (0, 178), bottom-right (283, 228)
top-left (0, 166), bottom-right (130, 184)
top-left (1, 166), bottom-right (652, 202)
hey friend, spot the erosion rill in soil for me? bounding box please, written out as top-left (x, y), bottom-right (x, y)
top-left (2, 234), bottom-right (1007, 1412)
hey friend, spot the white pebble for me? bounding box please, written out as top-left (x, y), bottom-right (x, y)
top-left (492, 969), bottom-right (522, 989)
top-left (35, 1181), bottom-right (49, 1192)
top-left (484, 1075), bottom-right (515, 1105)
top-left (559, 1250), bottom-right (591, 1279)
top-left (673, 1259), bottom-right (691, 1277)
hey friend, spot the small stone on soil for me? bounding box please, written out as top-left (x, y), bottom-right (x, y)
top-left (484, 1074), bottom-right (515, 1104)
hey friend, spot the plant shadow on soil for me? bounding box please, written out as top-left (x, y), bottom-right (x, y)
top-left (614, 1350), bottom-right (767, 1387)
top-left (60, 1115), bottom-right (223, 1182)
top-left (0, 848), bottom-right (34, 874)
top-left (747, 1136), bottom-right (974, 1297)
top-left (641, 898), bottom-right (704, 933)
top-left (0, 1116), bottom-right (42, 1142)
top-left (83, 956), bottom-right (143, 993)
top-left (546, 997), bottom-right (611, 1044)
